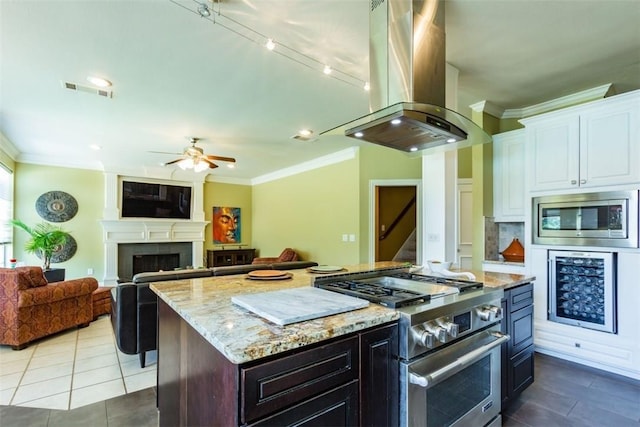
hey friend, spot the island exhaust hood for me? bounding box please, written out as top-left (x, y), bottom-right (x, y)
top-left (327, 0), bottom-right (491, 152)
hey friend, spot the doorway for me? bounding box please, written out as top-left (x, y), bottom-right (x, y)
top-left (370, 180), bottom-right (421, 264)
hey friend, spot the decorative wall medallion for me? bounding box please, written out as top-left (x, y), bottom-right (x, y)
top-left (35, 191), bottom-right (78, 222)
top-left (37, 235), bottom-right (77, 263)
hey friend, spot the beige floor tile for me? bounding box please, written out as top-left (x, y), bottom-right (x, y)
top-left (119, 357), bottom-right (156, 377)
top-left (76, 334), bottom-right (114, 349)
top-left (0, 386), bottom-right (16, 405)
top-left (72, 364), bottom-right (122, 389)
top-left (36, 329), bottom-right (78, 346)
top-left (16, 391), bottom-right (70, 411)
top-left (20, 361), bottom-right (73, 386)
top-left (124, 369), bottom-right (157, 393)
top-left (0, 347), bottom-right (34, 362)
top-left (0, 371), bottom-right (23, 391)
top-left (74, 352), bottom-right (119, 373)
top-left (12, 374), bottom-right (71, 404)
top-left (69, 378), bottom-right (125, 409)
top-left (0, 358), bottom-right (30, 376)
top-left (32, 342), bottom-right (76, 358)
top-left (28, 350), bottom-right (75, 369)
top-left (75, 342), bottom-right (117, 361)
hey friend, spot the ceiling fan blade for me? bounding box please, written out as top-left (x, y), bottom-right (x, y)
top-left (205, 155), bottom-right (236, 163)
top-left (201, 158), bottom-right (219, 169)
top-left (163, 158), bottom-right (182, 166)
top-left (149, 150), bottom-right (182, 155)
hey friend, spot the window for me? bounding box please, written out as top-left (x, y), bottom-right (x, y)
top-left (0, 164), bottom-right (14, 267)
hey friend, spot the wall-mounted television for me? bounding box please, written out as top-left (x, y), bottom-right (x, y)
top-left (121, 180), bottom-right (192, 219)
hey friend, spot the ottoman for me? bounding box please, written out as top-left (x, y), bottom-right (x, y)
top-left (92, 287), bottom-right (113, 320)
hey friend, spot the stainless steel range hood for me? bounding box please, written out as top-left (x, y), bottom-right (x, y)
top-left (326, 0), bottom-right (491, 152)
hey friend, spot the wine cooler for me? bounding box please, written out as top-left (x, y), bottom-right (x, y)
top-left (548, 250), bottom-right (617, 333)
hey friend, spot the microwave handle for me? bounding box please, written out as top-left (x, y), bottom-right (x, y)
top-left (571, 179), bottom-right (577, 185)
top-left (408, 332), bottom-right (510, 388)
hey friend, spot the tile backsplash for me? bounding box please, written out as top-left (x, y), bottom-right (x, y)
top-left (485, 219), bottom-right (525, 261)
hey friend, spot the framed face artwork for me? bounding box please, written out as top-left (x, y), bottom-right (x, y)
top-left (213, 207), bottom-right (241, 244)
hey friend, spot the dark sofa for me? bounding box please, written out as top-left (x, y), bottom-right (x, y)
top-left (111, 261), bottom-right (318, 367)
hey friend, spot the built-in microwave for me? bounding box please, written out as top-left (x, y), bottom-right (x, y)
top-left (533, 190), bottom-right (639, 248)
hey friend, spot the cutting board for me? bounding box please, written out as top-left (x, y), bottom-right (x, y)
top-left (231, 287), bottom-right (369, 326)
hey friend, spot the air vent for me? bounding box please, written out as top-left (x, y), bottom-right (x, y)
top-left (61, 81), bottom-right (113, 98)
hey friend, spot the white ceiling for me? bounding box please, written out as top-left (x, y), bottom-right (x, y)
top-left (1, 0), bottom-right (639, 183)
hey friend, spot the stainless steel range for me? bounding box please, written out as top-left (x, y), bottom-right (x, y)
top-left (313, 266), bottom-right (508, 427)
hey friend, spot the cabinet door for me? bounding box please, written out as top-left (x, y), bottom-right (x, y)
top-left (360, 323), bottom-right (399, 427)
top-left (580, 99), bottom-right (640, 188)
top-left (527, 114), bottom-right (580, 192)
top-left (493, 129), bottom-right (526, 221)
top-left (507, 346), bottom-right (535, 400)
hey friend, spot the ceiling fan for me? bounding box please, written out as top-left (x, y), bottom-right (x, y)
top-left (155, 137), bottom-right (236, 172)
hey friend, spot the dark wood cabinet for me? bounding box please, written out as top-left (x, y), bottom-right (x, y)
top-left (207, 248), bottom-right (255, 267)
top-left (501, 282), bottom-right (535, 410)
top-left (157, 298), bottom-right (399, 426)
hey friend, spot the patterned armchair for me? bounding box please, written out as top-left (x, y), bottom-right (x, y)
top-left (251, 248), bottom-right (299, 265)
top-left (0, 266), bottom-right (98, 350)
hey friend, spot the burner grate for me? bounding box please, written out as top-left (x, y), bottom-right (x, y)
top-left (316, 281), bottom-right (430, 308)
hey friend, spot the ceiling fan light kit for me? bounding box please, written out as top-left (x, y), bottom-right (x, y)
top-left (163, 137), bottom-right (236, 172)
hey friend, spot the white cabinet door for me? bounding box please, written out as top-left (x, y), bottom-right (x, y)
top-left (580, 98), bottom-right (640, 188)
top-left (493, 129), bottom-right (526, 221)
top-left (524, 90), bottom-right (640, 192)
top-left (526, 114), bottom-right (580, 192)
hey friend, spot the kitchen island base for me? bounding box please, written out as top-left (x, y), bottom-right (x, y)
top-left (157, 299), bottom-right (399, 426)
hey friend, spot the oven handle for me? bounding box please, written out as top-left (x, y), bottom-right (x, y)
top-left (409, 332), bottom-right (510, 388)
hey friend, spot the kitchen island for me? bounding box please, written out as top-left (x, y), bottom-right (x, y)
top-left (150, 262), bottom-right (534, 426)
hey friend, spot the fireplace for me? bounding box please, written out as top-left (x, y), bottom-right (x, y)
top-left (117, 242), bottom-right (193, 282)
top-left (100, 173), bottom-right (209, 285)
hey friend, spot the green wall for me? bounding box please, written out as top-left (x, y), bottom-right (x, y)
top-left (252, 156), bottom-right (361, 266)
top-left (204, 181), bottom-right (252, 253)
top-left (13, 164), bottom-right (104, 280)
top-left (357, 144), bottom-right (422, 262)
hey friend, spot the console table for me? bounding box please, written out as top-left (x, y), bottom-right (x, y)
top-left (207, 249), bottom-right (255, 267)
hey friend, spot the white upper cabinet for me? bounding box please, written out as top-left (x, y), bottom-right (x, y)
top-left (522, 90), bottom-right (640, 192)
top-left (493, 129), bottom-right (525, 221)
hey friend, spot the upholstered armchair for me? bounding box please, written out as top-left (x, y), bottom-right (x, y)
top-left (0, 266), bottom-right (98, 350)
top-left (251, 248), bottom-right (299, 265)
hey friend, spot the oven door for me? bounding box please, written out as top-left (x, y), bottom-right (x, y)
top-left (400, 325), bottom-right (509, 427)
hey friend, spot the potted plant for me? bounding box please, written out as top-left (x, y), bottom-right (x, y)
top-left (10, 219), bottom-right (71, 281)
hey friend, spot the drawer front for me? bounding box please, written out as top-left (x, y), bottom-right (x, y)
top-left (510, 305), bottom-right (534, 355)
top-left (508, 282), bottom-right (534, 313)
top-left (242, 336), bottom-right (359, 423)
top-left (248, 381), bottom-right (358, 427)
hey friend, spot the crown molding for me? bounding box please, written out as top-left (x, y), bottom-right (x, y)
top-left (469, 83), bottom-right (615, 120)
top-left (250, 147), bottom-right (358, 185)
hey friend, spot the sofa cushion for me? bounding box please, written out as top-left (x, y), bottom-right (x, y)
top-left (14, 267), bottom-right (48, 290)
top-left (270, 261), bottom-right (319, 270)
top-left (132, 268), bottom-right (214, 283)
top-left (212, 264), bottom-right (270, 276)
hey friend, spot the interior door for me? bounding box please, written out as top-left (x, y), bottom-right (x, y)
top-left (457, 180), bottom-right (473, 269)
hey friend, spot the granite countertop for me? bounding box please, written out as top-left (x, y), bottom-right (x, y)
top-left (150, 262), bottom-right (534, 365)
top-left (150, 262), bottom-right (404, 365)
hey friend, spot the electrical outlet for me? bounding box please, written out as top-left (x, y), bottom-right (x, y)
top-left (87, 268), bottom-right (94, 275)
top-left (349, 234), bottom-right (356, 242)
top-left (342, 234), bottom-right (348, 242)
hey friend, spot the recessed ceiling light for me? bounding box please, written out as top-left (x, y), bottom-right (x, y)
top-left (323, 65), bottom-right (332, 75)
top-left (391, 118), bottom-right (402, 125)
top-left (298, 129), bottom-right (313, 137)
top-left (265, 38), bottom-right (275, 51)
top-left (354, 132), bottom-right (364, 138)
top-left (446, 138), bottom-right (457, 143)
top-left (227, 163), bottom-right (235, 169)
top-left (409, 147), bottom-right (418, 152)
top-left (86, 76), bottom-right (112, 87)
top-left (363, 82), bottom-right (370, 91)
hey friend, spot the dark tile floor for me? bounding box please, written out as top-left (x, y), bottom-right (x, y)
top-left (504, 353), bottom-right (640, 427)
top-left (1, 353), bottom-right (638, 426)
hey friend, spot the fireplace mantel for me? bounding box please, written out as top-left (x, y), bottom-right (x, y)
top-left (100, 173), bottom-right (208, 285)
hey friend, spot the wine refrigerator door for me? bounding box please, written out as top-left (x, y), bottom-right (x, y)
top-left (548, 250), bottom-right (616, 333)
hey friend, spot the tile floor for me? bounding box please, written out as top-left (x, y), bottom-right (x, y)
top-left (0, 315), bottom-right (157, 411)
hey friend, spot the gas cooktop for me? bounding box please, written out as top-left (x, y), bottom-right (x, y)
top-left (314, 270), bottom-right (483, 309)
